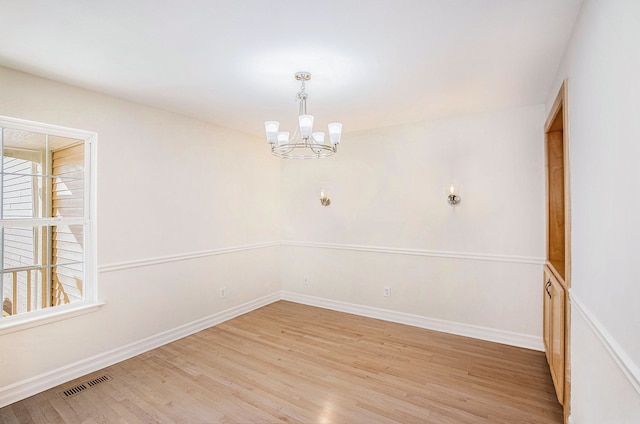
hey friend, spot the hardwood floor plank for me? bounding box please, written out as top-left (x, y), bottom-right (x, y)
top-left (1, 301), bottom-right (563, 423)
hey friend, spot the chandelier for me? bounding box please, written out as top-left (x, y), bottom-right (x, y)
top-left (264, 72), bottom-right (342, 159)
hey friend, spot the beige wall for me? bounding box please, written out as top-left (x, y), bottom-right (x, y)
top-left (281, 105), bottom-right (547, 341)
top-left (0, 66), bottom-right (282, 393)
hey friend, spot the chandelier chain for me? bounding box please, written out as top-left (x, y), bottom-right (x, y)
top-left (296, 79), bottom-right (308, 102)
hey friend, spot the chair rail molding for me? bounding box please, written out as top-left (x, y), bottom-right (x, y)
top-left (98, 241), bottom-right (280, 273)
top-left (571, 289), bottom-right (640, 395)
top-left (282, 240), bottom-right (545, 265)
top-left (99, 241), bottom-right (544, 274)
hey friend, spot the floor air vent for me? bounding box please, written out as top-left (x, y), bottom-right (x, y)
top-left (87, 375), bottom-right (111, 387)
top-left (61, 384), bottom-right (87, 397)
top-left (59, 374), bottom-right (112, 399)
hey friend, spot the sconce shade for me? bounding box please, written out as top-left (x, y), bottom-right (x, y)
top-left (299, 115), bottom-right (314, 138)
top-left (265, 121), bottom-right (279, 143)
top-left (328, 123), bottom-right (342, 145)
top-left (277, 131), bottom-right (289, 145)
top-left (312, 132), bottom-right (325, 144)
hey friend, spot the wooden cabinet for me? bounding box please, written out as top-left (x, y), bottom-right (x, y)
top-left (543, 266), bottom-right (565, 404)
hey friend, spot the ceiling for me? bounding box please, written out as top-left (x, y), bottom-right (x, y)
top-left (0, 0), bottom-right (583, 139)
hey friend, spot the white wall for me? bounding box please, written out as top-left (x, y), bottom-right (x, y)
top-left (0, 66), bottom-right (282, 403)
top-left (281, 105), bottom-right (547, 347)
top-left (546, 0), bottom-right (640, 421)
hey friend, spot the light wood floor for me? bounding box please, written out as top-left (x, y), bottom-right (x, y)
top-left (1, 301), bottom-right (563, 423)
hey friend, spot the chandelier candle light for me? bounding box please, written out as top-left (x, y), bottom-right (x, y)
top-left (265, 72), bottom-right (342, 159)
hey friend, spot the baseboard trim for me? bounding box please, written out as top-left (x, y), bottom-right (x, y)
top-left (0, 291), bottom-right (280, 408)
top-left (571, 290), bottom-right (640, 395)
top-left (281, 291), bottom-right (544, 351)
top-left (282, 240), bottom-right (545, 265)
top-left (98, 241), bottom-right (280, 273)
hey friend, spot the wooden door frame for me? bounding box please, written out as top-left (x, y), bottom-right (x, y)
top-left (544, 79), bottom-right (571, 423)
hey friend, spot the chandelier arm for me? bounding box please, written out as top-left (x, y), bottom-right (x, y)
top-left (279, 144), bottom-right (297, 155)
top-left (272, 142), bottom-right (335, 159)
top-left (309, 144), bottom-right (325, 154)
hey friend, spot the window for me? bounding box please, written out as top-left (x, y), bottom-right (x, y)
top-left (0, 116), bottom-right (97, 328)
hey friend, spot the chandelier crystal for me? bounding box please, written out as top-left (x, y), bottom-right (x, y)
top-left (265, 72), bottom-right (342, 159)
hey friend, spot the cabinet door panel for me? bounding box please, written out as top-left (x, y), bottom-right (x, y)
top-left (543, 271), bottom-right (552, 363)
top-left (549, 274), bottom-right (565, 404)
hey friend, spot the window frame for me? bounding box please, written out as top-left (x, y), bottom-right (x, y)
top-left (0, 115), bottom-right (99, 334)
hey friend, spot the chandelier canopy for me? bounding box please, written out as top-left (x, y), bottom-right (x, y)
top-left (264, 72), bottom-right (342, 159)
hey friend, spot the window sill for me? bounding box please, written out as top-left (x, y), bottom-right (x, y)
top-left (0, 302), bottom-right (106, 336)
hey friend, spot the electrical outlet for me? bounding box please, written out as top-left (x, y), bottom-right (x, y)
top-left (303, 275), bottom-right (310, 285)
top-left (384, 286), bottom-right (391, 297)
top-left (220, 287), bottom-right (226, 298)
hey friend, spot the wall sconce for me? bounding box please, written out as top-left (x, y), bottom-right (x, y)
top-left (447, 184), bottom-right (461, 205)
top-left (319, 189), bottom-right (331, 206)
